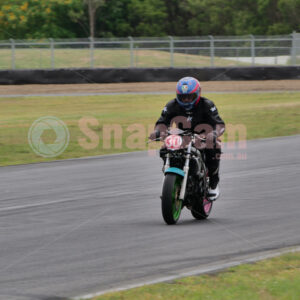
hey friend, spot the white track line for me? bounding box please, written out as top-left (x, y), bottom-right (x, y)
top-left (0, 92), bottom-right (172, 98)
top-left (0, 90), bottom-right (296, 98)
top-left (0, 198), bottom-right (77, 213)
top-left (74, 245), bottom-right (300, 300)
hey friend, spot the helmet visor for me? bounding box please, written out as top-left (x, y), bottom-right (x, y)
top-left (177, 93), bottom-right (198, 103)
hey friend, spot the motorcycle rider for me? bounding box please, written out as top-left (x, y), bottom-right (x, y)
top-left (149, 77), bottom-right (225, 201)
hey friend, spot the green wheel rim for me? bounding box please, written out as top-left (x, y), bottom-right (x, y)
top-left (172, 176), bottom-right (182, 220)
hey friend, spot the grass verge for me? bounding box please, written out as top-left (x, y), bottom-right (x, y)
top-left (88, 251), bottom-right (300, 300)
top-left (0, 49), bottom-right (250, 69)
top-left (0, 92), bottom-right (299, 166)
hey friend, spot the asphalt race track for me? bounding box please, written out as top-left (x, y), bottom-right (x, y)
top-left (0, 135), bottom-right (299, 300)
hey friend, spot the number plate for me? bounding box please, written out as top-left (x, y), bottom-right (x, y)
top-left (165, 135), bottom-right (183, 150)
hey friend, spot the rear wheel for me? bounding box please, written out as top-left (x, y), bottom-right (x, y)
top-left (191, 197), bottom-right (213, 220)
top-left (191, 175), bottom-right (213, 220)
top-left (161, 174), bottom-right (182, 225)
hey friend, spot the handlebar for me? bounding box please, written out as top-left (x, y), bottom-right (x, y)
top-left (148, 133), bottom-right (206, 143)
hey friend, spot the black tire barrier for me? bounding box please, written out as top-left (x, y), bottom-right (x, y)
top-left (0, 66), bottom-right (299, 85)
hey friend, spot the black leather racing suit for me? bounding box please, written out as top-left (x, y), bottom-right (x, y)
top-left (154, 97), bottom-right (225, 188)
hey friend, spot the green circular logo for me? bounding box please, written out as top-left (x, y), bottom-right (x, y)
top-left (28, 116), bottom-right (70, 158)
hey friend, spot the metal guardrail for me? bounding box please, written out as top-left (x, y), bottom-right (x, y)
top-left (0, 33), bottom-right (299, 70)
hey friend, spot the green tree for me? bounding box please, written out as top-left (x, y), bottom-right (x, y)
top-left (0, 0), bottom-right (85, 39)
top-left (127, 0), bottom-right (167, 36)
top-left (230, 0), bottom-right (260, 35)
top-left (97, 0), bottom-right (132, 37)
top-left (96, 0), bottom-right (167, 37)
top-left (270, 0), bottom-right (300, 33)
top-left (184, 0), bottom-right (235, 35)
top-left (0, 0), bottom-right (299, 39)
top-left (162, 0), bottom-right (189, 36)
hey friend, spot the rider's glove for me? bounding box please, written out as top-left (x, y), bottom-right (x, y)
top-left (194, 134), bottom-right (206, 149)
top-left (149, 130), bottom-right (167, 141)
top-left (206, 130), bottom-right (218, 149)
top-left (149, 130), bottom-right (160, 140)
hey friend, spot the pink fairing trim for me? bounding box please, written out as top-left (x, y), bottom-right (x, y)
top-left (203, 198), bottom-right (212, 214)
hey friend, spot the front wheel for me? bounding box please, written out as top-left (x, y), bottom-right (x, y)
top-left (161, 174), bottom-right (182, 225)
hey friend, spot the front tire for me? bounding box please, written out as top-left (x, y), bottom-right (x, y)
top-left (161, 174), bottom-right (182, 225)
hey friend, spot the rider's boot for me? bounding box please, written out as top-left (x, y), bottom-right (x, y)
top-left (208, 168), bottom-right (220, 201)
top-left (208, 182), bottom-right (220, 201)
top-left (205, 148), bottom-right (221, 201)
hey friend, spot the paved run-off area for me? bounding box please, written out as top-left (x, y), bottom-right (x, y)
top-left (0, 135), bottom-right (299, 300)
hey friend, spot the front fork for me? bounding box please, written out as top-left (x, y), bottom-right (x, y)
top-left (179, 143), bottom-right (192, 200)
top-left (162, 143), bottom-right (192, 201)
top-left (163, 153), bottom-right (170, 172)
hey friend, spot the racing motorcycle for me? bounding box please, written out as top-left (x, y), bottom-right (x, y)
top-left (155, 129), bottom-right (213, 225)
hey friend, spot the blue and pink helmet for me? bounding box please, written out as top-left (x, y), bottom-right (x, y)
top-left (176, 77), bottom-right (201, 110)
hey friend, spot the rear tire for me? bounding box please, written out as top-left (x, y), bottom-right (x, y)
top-left (191, 198), bottom-right (213, 220)
top-left (161, 174), bottom-right (182, 225)
top-left (191, 176), bottom-right (213, 220)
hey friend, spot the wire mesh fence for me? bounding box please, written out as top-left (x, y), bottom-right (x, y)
top-left (0, 33), bottom-right (299, 70)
